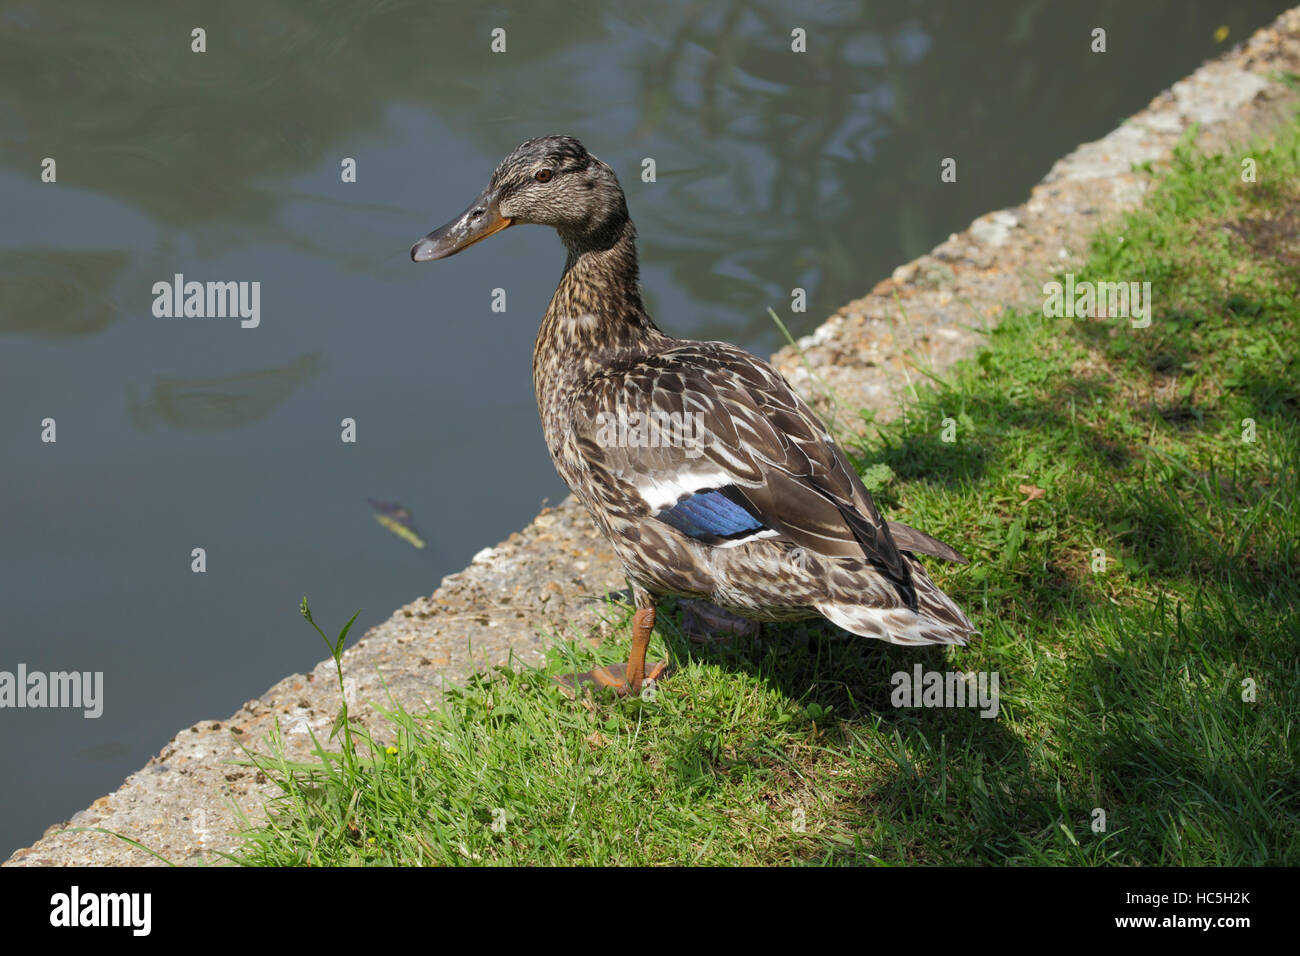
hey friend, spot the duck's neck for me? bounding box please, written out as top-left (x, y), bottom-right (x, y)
top-left (533, 217), bottom-right (667, 404)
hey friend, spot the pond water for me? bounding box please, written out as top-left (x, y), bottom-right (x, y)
top-left (1, 0), bottom-right (1289, 856)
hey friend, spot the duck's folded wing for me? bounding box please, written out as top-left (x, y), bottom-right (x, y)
top-left (569, 341), bottom-right (911, 586)
top-left (886, 521), bottom-right (968, 563)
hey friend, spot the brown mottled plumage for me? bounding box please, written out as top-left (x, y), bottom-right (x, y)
top-left (412, 136), bottom-right (976, 695)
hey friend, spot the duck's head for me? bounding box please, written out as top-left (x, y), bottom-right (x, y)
top-left (411, 135), bottom-right (628, 262)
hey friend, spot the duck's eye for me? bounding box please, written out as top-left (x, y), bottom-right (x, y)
top-left (534, 169), bottom-right (553, 183)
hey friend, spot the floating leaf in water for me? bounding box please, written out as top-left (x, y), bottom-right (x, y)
top-left (367, 499), bottom-right (426, 549)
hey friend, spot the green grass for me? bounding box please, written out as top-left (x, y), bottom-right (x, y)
top-left (234, 118), bottom-right (1300, 866)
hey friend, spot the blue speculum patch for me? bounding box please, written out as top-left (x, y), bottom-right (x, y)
top-left (655, 489), bottom-right (765, 539)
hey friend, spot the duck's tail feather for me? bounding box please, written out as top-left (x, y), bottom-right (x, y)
top-left (886, 521), bottom-right (968, 564)
top-left (817, 555), bottom-right (977, 646)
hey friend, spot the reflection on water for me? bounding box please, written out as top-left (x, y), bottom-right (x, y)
top-left (0, 0), bottom-right (1291, 857)
top-left (76, 741), bottom-right (131, 762)
top-left (0, 251), bottom-right (126, 337)
top-left (3, 2), bottom-right (1278, 349)
top-left (126, 353), bottom-right (323, 431)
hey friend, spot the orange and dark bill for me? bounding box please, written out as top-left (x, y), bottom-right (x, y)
top-left (410, 185), bottom-right (512, 262)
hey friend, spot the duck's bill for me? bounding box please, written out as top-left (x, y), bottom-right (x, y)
top-left (410, 187), bottom-right (512, 262)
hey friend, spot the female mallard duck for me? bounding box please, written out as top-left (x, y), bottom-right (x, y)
top-left (412, 136), bottom-right (975, 695)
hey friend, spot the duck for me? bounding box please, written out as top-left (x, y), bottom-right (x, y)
top-left (411, 135), bottom-right (976, 696)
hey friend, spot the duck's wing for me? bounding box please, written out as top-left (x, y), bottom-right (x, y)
top-left (570, 340), bottom-right (923, 586)
top-left (886, 521), bottom-right (968, 564)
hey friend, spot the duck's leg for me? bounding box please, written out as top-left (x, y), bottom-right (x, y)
top-left (555, 586), bottom-right (668, 697)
